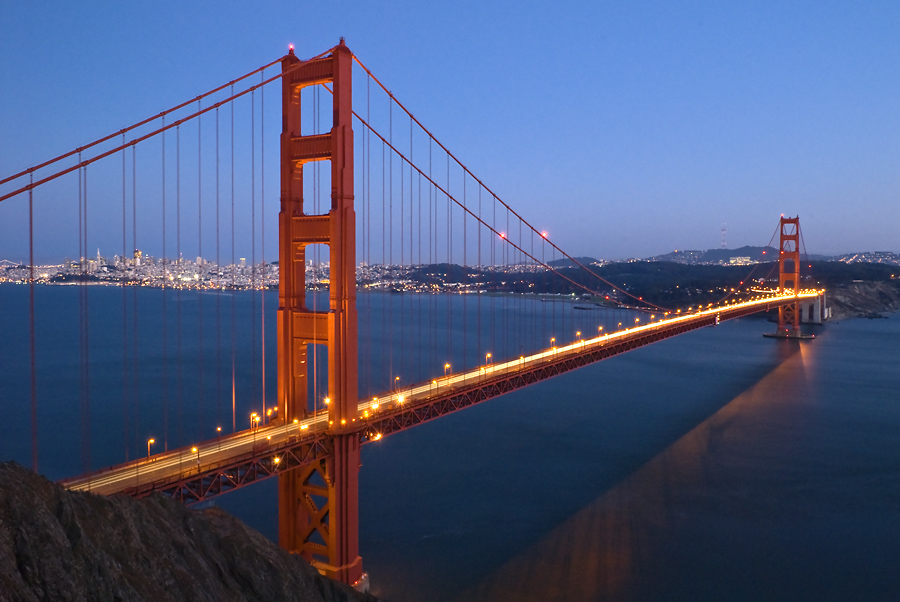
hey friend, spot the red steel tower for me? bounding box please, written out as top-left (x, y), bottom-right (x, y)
top-left (777, 216), bottom-right (801, 334)
top-left (277, 40), bottom-right (362, 586)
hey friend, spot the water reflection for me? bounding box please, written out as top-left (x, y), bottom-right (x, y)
top-left (457, 342), bottom-right (806, 602)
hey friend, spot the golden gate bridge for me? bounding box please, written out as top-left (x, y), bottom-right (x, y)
top-left (0, 40), bottom-right (824, 589)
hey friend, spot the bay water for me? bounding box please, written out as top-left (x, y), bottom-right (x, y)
top-left (2, 283), bottom-right (898, 601)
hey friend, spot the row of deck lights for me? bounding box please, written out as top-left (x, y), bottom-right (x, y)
top-left (141, 293), bottom-right (811, 468)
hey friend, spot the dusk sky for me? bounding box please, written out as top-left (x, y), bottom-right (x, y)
top-left (2, 1), bottom-right (899, 261)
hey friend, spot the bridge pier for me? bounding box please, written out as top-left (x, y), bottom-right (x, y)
top-left (277, 40), bottom-right (364, 588)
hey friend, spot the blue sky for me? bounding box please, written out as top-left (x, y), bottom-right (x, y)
top-left (2, 1), bottom-right (899, 260)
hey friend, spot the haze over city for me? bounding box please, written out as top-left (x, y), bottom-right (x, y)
top-left (2, 1), bottom-right (899, 260)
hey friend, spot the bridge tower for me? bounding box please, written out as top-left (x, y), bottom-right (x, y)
top-left (777, 215), bottom-right (801, 334)
top-left (277, 41), bottom-right (363, 586)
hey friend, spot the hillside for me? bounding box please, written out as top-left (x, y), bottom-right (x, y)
top-left (0, 462), bottom-right (374, 602)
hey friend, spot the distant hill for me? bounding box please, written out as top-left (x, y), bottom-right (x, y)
top-left (647, 245), bottom-right (777, 265)
top-left (547, 256), bottom-right (602, 268)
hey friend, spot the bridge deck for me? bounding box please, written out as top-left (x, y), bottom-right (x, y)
top-left (61, 293), bottom-right (819, 503)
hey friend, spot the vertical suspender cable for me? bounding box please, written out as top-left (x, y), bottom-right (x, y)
top-left (400, 138), bottom-right (405, 383)
top-left (78, 163), bottom-right (84, 467)
top-left (29, 174), bottom-right (37, 472)
top-left (363, 75), bottom-right (370, 396)
top-left (197, 100), bottom-right (204, 439)
top-left (162, 120), bottom-right (169, 451)
top-left (491, 192), bottom-right (496, 363)
top-left (132, 145), bottom-right (139, 459)
top-left (506, 208), bottom-right (510, 356)
top-left (477, 186), bottom-right (482, 367)
top-left (430, 140), bottom-right (436, 376)
top-left (429, 140), bottom-right (434, 377)
top-left (82, 164), bottom-right (91, 471)
top-left (415, 126), bottom-right (422, 380)
top-left (176, 124), bottom-right (183, 447)
top-left (216, 107), bottom-right (221, 429)
top-left (251, 90), bottom-right (258, 415)
top-left (444, 155), bottom-right (454, 370)
top-left (381, 139), bottom-right (386, 391)
top-left (260, 72), bottom-right (266, 421)
top-left (388, 98), bottom-right (393, 386)
top-left (121, 134), bottom-right (129, 460)
top-left (231, 86), bottom-right (236, 433)
top-left (400, 153), bottom-right (405, 382)
top-left (462, 171), bottom-right (467, 370)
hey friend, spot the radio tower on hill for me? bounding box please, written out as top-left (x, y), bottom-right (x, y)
top-left (721, 223), bottom-right (727, 249)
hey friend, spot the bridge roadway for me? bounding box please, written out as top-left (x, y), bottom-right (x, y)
top-left (62, 291), bottom-right (819, 503)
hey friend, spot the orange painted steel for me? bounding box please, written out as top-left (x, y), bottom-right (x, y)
top-left (777, 216), bottom-right (801, 334)
top-left (276, 40), bottom-right (362, 585)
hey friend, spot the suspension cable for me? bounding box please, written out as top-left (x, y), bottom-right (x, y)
top-left (350, 107), bottom-right (610, 300)
top-left (1, 48), bottom-right (336, 205)
top-left (0, 58), bottom-right (284, 189)
top-left (351, 55), bottom-right (664, 311)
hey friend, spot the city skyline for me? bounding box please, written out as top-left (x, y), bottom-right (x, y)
top-left (2, 2), bottom-right (899, 261)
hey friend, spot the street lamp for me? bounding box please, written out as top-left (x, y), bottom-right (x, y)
top-left (191, 446), bottom-right (200, 470)
top-left (250, 412), bottom-right (258, 431)
top-left (147, 438), bottom-right (155, 461)
top-left (444, 363), bottom-right (451, 377)
top-left (485, 352), bottom-right (492, 365)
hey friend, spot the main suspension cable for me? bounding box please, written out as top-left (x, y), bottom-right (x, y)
top-left (0, 58), bottom-right (284, 189)
top-left (350, 55), bottom-right (664, 311)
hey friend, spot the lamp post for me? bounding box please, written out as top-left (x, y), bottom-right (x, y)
top-left (485, 352), bottom-right (492, 365)
top-left (191, 446), bottom-right (200, 471)
top-left (147, 438), bottom-right (155, 462)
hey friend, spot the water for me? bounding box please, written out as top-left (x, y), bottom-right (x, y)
top-left (2, 284), bottom-right (899, 600)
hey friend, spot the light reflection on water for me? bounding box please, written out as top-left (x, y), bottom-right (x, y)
top-left (456, 343), bottom-right (806, 601)
top-left (361, 315), bottom-right (900, 602)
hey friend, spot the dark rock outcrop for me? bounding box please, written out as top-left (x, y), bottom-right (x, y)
top-left (826, 280), bottom-right (900, 319)
top-left (0, 462), bottom-right (374, 602)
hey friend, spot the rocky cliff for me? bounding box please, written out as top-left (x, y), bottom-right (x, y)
top-left (0, 462), bottom-right (374, 602)
top-left (826, 280), bottom-right (900, 320)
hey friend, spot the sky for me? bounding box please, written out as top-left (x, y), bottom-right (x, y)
top-left (1, 1), bottom-right (899, 261)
